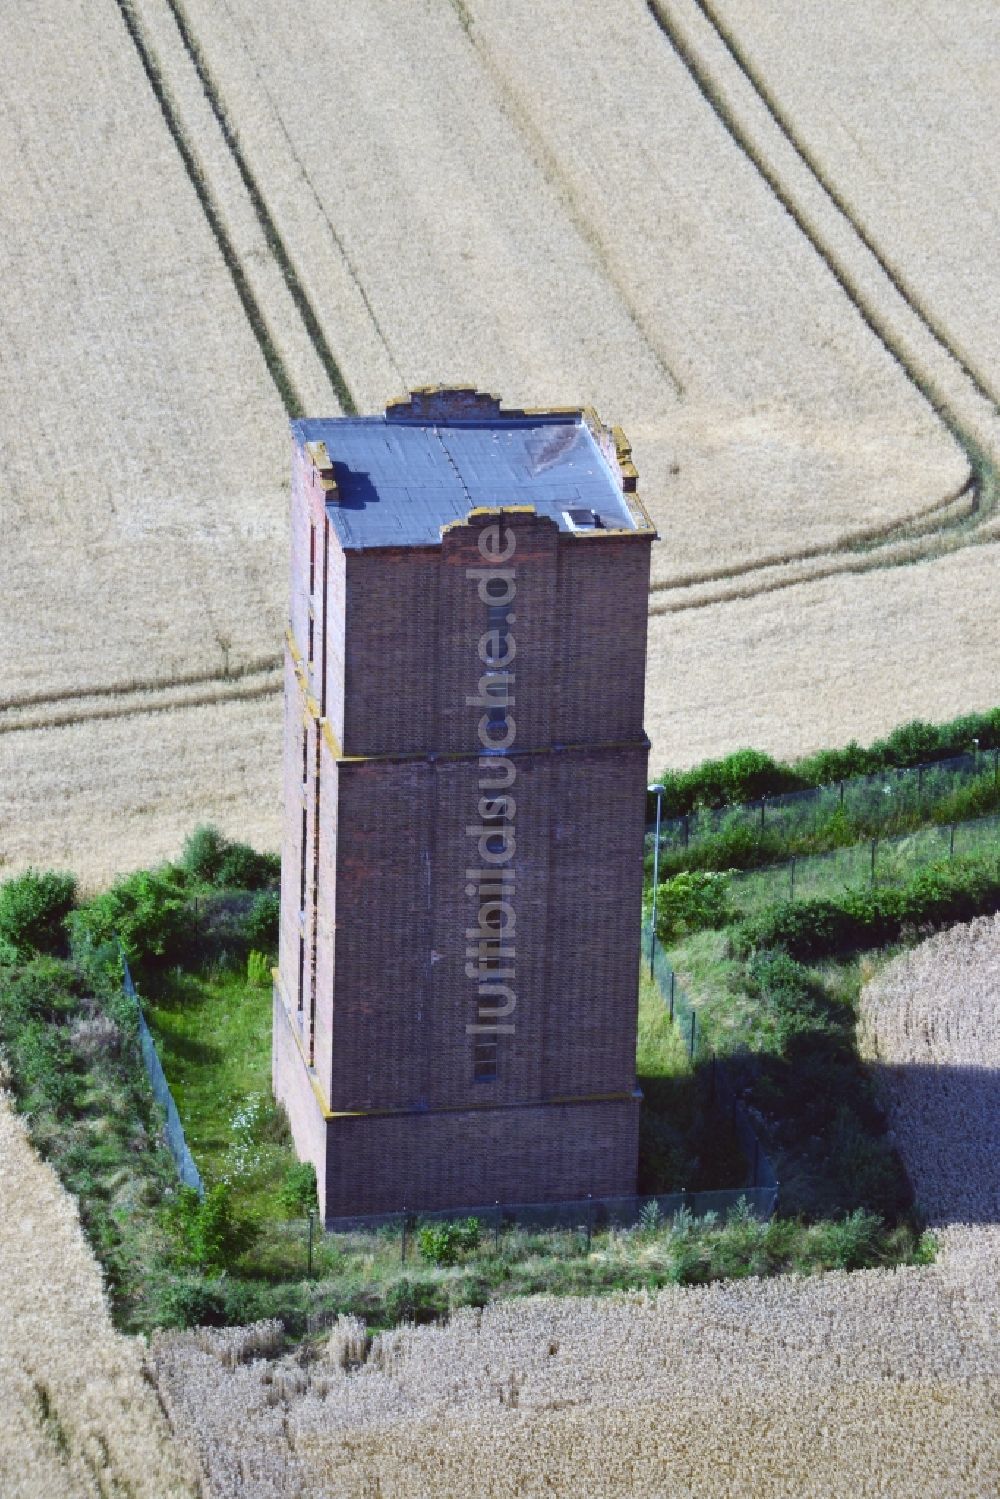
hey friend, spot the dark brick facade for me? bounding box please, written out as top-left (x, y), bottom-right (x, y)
top-left (274, 392), bottom-right (656, 1221)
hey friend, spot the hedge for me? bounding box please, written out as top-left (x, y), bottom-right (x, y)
top-left (653, 707), bottom-right (1000, 816)
top-left (736, 858), bottom-right (1000, 962)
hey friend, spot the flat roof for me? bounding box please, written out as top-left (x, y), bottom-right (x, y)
top-left (292, 399), bottom-right (649, 551)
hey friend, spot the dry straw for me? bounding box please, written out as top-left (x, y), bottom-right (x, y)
top-left (0, 1089), bottom-right (197, 1498)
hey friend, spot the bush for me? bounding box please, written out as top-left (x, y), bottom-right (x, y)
top-left (653, 749), bottom-right (805, 817)
top-left (417, 1217), bottom-right (482, 1266)
top-left (278, 1162), bottom-right (318, 1219)
top-left (217, 842), bottom-right (279, 891)
top-left (244, 891), bottom-right (280, 951)
top-left (797, 1209), bottom-right (885, 1271)
top-left (164, 1184), bottom-right (259, 1272)
top-left (181, 826), bottom-right (228, 884)
top-left (653, 870), bottom-right (732, 942)
top-left (745, 949), bottom-right (844, 1053)
top-left (70, 868), bottom-right (188, 964)
top-left (0, 870), bottom-right (77, 959)
top-left (182, 826), bottom-right (278, 891)
top-left (736, 857), bottom-right (1000, 962)
top-left (656, 706), bottom-right (1000, 815)
top-left (382, 1276), bottom-right (444, 1325)
top-left (8, 1018), bottom-right (76, 1117)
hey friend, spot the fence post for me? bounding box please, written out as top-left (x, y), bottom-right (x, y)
top-left (759, 798), bottom-right (766, 832)
top-left (683, 814), bottom-right (689, 848)
top-left (689, 1010), bottom-right (696, 1059)
top-left (950, 823), bottom-right (956, 859)
top-left (669, 970), bottom-right (675, 1022)
top-left (839, 780), bottom-right (845, 809)
top-left (649, 786), bottom-right (663, 978)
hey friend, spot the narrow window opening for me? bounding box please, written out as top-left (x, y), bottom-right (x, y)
top-left (473, 1038), bottom-right (498, 1082)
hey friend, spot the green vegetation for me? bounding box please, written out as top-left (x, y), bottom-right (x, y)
top-left (0, 869), bottom-right (77, 961)
top-left (648, 807), bottom-right (1000, 1224)
top-left (417, 1217), bottom-right (482, 1266)
top-left (736, 853), bottom-right (1000, 962)
top-left (636, 963), bottom-right (745, 1192)
top-left (181, 824), bottom-right (279, 892)
top-left (0, 807), bottom-right (948, 1337)
top-left (652, 707), bottom-right (1000, 816)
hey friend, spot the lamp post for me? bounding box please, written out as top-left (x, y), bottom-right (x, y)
top-left (648, 783), bottom-right (666, 977)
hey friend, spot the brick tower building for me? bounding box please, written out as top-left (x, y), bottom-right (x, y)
top-left (273, 388), bottom-right (656, 1223)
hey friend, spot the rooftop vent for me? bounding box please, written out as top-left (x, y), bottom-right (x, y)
top-left (564, 507), bottom-right (605, 531)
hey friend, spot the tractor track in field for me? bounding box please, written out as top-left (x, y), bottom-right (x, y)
top-left (114, 0), bottom-right (999, 627)
top-left (644, 0), bottom-right (1000, 608)
top-left (112, 0), bottom-right (304, 416)
top-left (0, 660), bottom-right (283, 736)
top-left (691, 0), bottom-right (1000, 419)
top-left (115, 0), bottom-right (358, 416)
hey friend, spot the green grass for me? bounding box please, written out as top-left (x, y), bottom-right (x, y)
top-left (144, 965), bottom-right (276, 1188)
top-left (727, 813), bottom-right (1000, 918)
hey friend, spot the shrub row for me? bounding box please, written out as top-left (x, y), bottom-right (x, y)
top-left (648, 768), bottom-right (1000, 879)
top-left (0, 827), bottom-right (280, 971)
top-left (737, 858), bottom-right (1000, 963)
top-left (653, 708), bottom-right (1000, 815)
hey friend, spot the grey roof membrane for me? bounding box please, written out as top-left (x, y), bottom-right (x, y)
top-left (291, 414), bottom-right (639, 550)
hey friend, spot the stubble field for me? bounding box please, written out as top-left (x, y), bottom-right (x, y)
top-left (1, 0), bottom-right (998, 883)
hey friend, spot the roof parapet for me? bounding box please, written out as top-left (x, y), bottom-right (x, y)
top-left (305, 439), bottom-right (338, 499)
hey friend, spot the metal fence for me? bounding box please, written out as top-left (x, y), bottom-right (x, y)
top-left (649, 747), bottom-right (1000, 854)
top-left (324, 1184), bottom-right (777, 1236)
top-left (729, 809), bottom-right (1000, 918)
top-left (121, 951), bottom-right (203, 1196)
top-left (641, 927), bottom-right (779, 1197)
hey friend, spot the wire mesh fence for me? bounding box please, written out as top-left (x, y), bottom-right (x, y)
top-left (324, 1184), bottom-right (778, 1237)
top-left (640, 927), bottom-right (779, 1198)
top-left (648, 747), bottom-right (1000, 855)
top-left (728, 810), bottom-right (1000, 918)
top-left (121, 951), bottom-right (203, 1196)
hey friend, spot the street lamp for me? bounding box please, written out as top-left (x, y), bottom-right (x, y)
top-left (648, 783), bottom-right (666, 976)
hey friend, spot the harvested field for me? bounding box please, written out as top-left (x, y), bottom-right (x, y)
top-left (645, 537), bottom-right (1000, 770)
top-left (0, 691), bottom-right (282, 892)
top-left (0, 0), bottom-right (297, 703)
top-left (0, 1090), bottom-right (195, 1498)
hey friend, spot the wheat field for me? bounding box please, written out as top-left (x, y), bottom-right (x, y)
top-left (708, 0), bottom-right (1000, 404)
top-left (1, 0), bottom-right (998, 882)
top-left (860, 912), bottom-right (1000, 1231)
top-left (0, 1089), bottom-right (195, 1498)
